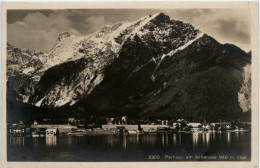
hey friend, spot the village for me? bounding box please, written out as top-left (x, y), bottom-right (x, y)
top-left (8, 115), bottom-right (251, 137)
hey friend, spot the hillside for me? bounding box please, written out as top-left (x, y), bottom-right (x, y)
top-left (7, 13), bottom-right (251, 122)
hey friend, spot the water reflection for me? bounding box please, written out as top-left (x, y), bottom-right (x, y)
top-left (128, 135), bottom-right (138, 145)
top-left (165, 134), bottom-right (169, 147)
top-left (202, 133), bottom-right (206, 147)
top-left (10, 137), bottom-right (24, 146)
top-left (219, 132), bottom-right (222, 140)
top-left (142, 134), bottom-right (156, 147)
top-left (137, 134), bottom-right (140, 144)
top-left (162, 134), bottom-right (165, 147)
top-left (173, 134), bottom-right (177, 146)
top-left (8, 132), bottom-right (238, 150)
top-left (148, 134), bottom-right (156, 147)
top-left (192, 132), bottom-right (199, 147)
top-left (235, 132), bottom-right (239, 142)
top-left (33, 137), bottom-right (39, 147)
top-left (212, 132), bottom-right (216, 143)
top-left (8, 133), bottom-right (246, 150)
top-left (227, 132), bottom-right (231, 147)
top-left (46, 136), bottom-right (57, 147)
top-left (67, 136), bottom-right (73, 147)
top-left (7, 132), bottom-right (251, 161)
top-left (123, 135), bottom-right (127, 149)
top-left (179, 134), bottom-right (182, 145)
top-left (106, 135), bottom-right (122, 147)
top-left (160, 134), bottom-right (169, 147)
top-left (206, 133), bottom-right (210, 147)
top-left (108, 135), bottom-right (114, 147)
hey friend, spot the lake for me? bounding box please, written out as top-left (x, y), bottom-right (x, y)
top-left (7, 132), bottom-right (251, 161)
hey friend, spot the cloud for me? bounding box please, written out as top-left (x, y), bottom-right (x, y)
top-left (85, 16), bottom-right (106, 32)
top-left (164, 9), bottom-right (251, 51)
top-left (7, 10), bottom-right (116, 52)
top-left (215, 18), bottom-right (250, 44)
top-left (7, 9), bottom-right (251, 52)
top-left (7, 10), bottom-right (53, 24)
top-left (65, 10), bottom-right (114, 34)
top-left (7, 11), bottom-right (82, 52)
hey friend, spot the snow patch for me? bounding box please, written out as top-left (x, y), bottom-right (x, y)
top-left (167, 32), bottom-right (204, 57)
top-left (22, 67), bottom-right (35, 74)
top-left (45, 35), bottom-right (84, 67)
top-left (35, 97), bottom-right (44, 107)
top-left (55, 98), bottom-right (71, 107)
top-left (155, 32), bottom-right (204, 71)
top-left (87, 74), bottom-right (104, 94)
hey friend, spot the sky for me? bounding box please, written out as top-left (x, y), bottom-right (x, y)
top-left (7, 9), bottom-right (251, 52)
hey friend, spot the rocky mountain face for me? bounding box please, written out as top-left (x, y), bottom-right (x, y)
top-left (7, 13), bottom-right (251, 121)
top-left (7, 43), bottom-right (44, 78)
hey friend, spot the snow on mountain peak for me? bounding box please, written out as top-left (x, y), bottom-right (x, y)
top-left (42, 33), bottom-right (84, 67)
top-left (10, 12), bottom-right (206, 108)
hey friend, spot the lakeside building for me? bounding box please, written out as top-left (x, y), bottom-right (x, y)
top-left (9, 121), bottom-right (25, 137)
top-left (187, 123), bottom-right (201, 131)
top-left (46, 128), bottom-right (59, 136)
top-left (219, 122), bottom-right (232, 130)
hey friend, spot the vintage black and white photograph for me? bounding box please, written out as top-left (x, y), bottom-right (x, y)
top-left (1, 1), bottom-right (259, 167)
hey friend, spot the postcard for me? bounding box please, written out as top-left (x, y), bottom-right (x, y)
top-left (1, 1), bottom-right (259, 168)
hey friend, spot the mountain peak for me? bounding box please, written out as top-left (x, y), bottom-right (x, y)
top-left (7, 12), bottom-right (251, 122)
top-left (152, 12), bottom-right (170, 23)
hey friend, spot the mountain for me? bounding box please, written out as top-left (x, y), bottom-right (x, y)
top-left (7, 13), bottom-right (251, 122)
top-left (7, 43), bottom-right (44, 78)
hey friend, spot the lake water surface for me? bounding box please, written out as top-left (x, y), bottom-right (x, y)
top-left (8, 132), bottom-right (251, 161)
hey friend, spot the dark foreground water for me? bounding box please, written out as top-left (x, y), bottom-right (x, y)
top-left (8, 132), bottom-right (250, 161)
